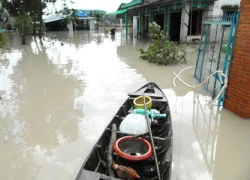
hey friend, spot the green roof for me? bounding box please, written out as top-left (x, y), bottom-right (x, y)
top-left (120, 0), bottom-right (142, 9)
top-left (112, 9), bottom-right (127, 15)
top-left (112, 0), bottom-right (142, 15)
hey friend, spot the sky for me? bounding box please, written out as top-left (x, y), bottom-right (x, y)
top-left (53, 0), bottom-right (131, 13)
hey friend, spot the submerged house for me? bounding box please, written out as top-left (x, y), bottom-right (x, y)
top-left (0, 9), bottom-right (12, 30)
top-left (43, 13), bottom-right (68, 31)
top-left (114, 0), bottom-right (240, 42)
top-left (44, 10), bottom-right (96, 31)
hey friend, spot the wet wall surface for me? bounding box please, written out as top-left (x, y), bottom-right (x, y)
top-left (0, 30), bottom-right (250, 180)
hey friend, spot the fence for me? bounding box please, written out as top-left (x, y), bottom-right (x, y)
top-left (194, 13), bottom-right (239, 106)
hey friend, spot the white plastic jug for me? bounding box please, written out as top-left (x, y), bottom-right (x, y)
top-left (119, 114), bottom-right (149, 135)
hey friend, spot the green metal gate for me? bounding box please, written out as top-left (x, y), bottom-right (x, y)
top-left (194, 13), bottom-right (239, 106)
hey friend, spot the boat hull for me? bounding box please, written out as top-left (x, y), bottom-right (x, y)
top-left (76, 82), bottom-right (173, 180)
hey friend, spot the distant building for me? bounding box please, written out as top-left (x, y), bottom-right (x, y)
top-left (0, 9), bottom-right (12, 30)
top-left (43, 10), bottom-right (97, 31)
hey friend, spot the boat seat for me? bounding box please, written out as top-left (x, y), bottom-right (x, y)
top-left (128, 92), bottom-right (163, 99)
top-left (77, 170), bottom-right (101, 180)
top-left (78, 170), bottom-right (122, 180)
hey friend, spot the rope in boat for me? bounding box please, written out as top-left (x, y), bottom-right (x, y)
top-left (172, 66), bottom-right (228, 106)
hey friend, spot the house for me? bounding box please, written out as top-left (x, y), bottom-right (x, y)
top-left (212, 0), bottom-right (240, 16)
top-left (43, 10), bottom-right (97, 31)
top-left (0, 9), bottom-right (12, 30)
top-left (114, 0), bottom-right (240, 43)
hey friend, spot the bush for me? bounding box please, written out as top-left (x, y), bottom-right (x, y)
top-left (138, 22), bottom-right (186, 65)
top-left (0, 33), bottom-right (7, 48)
top-left (14, 16), bottom-right (33, 44)
top-left (103, 28), bottom-right (109, 36)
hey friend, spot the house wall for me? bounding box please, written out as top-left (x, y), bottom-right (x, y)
top-left (0, 12), bottom-right (13, 29)
top-left (89, 20), bottom-right (95, 30)
top-left (224, 0), bottom-right (250, 119)
top-left (67, 21), bottom-right (73, 31)
top-left (202, 4), bottom-right (214, 21)
top-left (132, 1), bottom-right (215, 42)
top-left (180, 2), bottom-right (190, 43)
top-left (212, 0), bottom-right (241, 15)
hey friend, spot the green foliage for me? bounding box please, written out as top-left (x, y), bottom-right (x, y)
top-left (138, 22), bottom-right (186, 65)
top-left (15, 16), bottom-right (33, 34)
top-left (0, 33), bottom-right (7, 48)
top-left (91, 11), bottom-right (106, 22)
top-left (2, 0), bottom-right (56, 16)
top-left (2, 0), bottom-right (56, 37)
top-left (103, 28), bottom-right (109, 36)
top-left (14, 16), bottom-right (33, 44)
top-left (57, 0), bottom-right (76, 24)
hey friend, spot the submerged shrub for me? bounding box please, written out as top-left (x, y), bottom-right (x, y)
top-left (0, 32), bottom-right (7, 49)
top-left (138, 22), bottom-right (186, 65)
top-left (103, 28), bottom-right (109, 36)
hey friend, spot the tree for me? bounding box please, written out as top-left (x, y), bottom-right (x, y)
top-left (0, 32), bottom-right (7, 48)
top-left (2, 0), bottom-right (56, 38)
top-left (14, 16), bottom-right (33, 44)
top-left (56, 0), bottom-right (76, 25)
top-left (138, 22), bottom-right (186, 65)
top-left (91, 11), bottom-right (106, 30)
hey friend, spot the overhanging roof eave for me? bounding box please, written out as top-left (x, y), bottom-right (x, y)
top-left (112, 9), bottom-right (128, 15)
top-left (120, 0), bottom-right (142, 9)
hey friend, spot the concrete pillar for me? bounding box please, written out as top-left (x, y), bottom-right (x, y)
top-left (120, 18), bottom-right (123, 29)
top-left (133, 16), bottom-right (138, 38)
top-left (89, 20), bottom-right (95, 30)
top-left (125, 12), bottom-right (128, 38)
top-left (202, 4), bottom-right (213, 22)
top-left (67, 21), bottom-right (73, 31)
top-left (180, 2), bottom-right (190, 43)
top-left (120, 18), bottom-right (123, 33)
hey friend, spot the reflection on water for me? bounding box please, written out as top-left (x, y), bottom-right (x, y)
top-left (0, 30), bottom-right (250, 180)
top-left (169, 89), bottom-right (250, 180)
top-left (192, 93), bottom-right (220, 177)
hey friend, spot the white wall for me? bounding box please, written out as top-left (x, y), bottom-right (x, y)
top-left (67, 21), bottom-right (73, 31)
top-left (202, 4), bottom-right (214, 20)
top-left (0, 12), bottom-right (12, 29)
top-left (212, 0), bottom-right (241, 15)
top-left (89, 20), bottom-right (95, 30)
top-left (133, 16), bottom-right (137, 38)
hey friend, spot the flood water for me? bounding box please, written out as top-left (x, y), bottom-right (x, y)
top-left (1, 30), bottom-right (250, 180)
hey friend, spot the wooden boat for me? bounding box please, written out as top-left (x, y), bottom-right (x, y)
top-left (76, 82), bottom-right (173, 180)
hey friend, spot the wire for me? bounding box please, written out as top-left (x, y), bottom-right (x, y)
top-left (173, 66), bottom-right (228, 106)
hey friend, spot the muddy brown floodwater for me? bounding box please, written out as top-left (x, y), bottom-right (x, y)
top-left (0, 30), bottom-right (250, 180)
